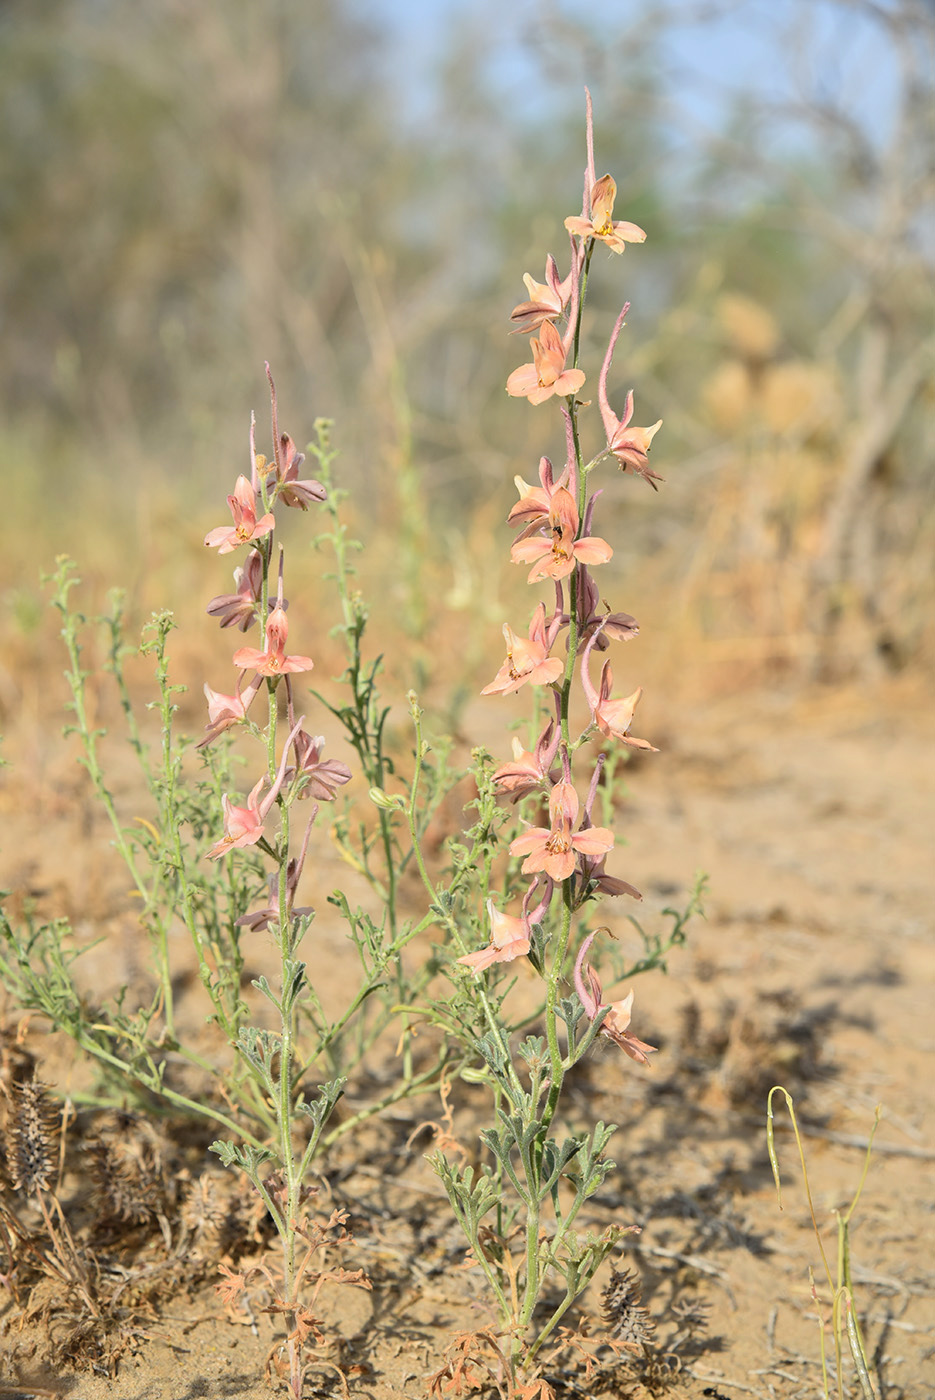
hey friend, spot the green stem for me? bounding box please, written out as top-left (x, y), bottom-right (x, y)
top-left (405, 714), bottom-right (526, 1103)
top-left (572, 243), bottom-right (594, 370)
top-left (527, 1278), bottom-right (580, 1365)
top-left (72, 1027), bottom-right (269, 1149)
top-left (542, 881), bottom-right (574, 1135)
top-left (103, 590), bottom-right (154, 789)
top-left (316, 440), bottom-right (401, 945)
top-left (320, 1055), bottom-right (455, 1150)
top-left (54, 579), bottom-right (146, 898)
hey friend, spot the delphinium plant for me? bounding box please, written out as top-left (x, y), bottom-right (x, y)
top-left (0, 370), bottom-right (474, 1391)
top-left (423, 92), bottom-right (697, 1399)
top-left (196, 383), bottom-right (370, 1397)
top-left (0, 86), bottom-right (698, 1400)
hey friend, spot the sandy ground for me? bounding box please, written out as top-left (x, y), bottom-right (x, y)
top-left (1, 676), bottom-right (933, 1399)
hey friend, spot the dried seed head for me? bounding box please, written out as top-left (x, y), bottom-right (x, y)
top-left (7, 1074), bottom-right (57, 1195)
top-left (600, 1265), bottom-right (655, 1352)
top-left (670, 1296), bottom-right (711, 1335)
top-left (86, 1135), bottom-right (165, 1225)
top-left (182, 1172), bottom-right (227, 1239)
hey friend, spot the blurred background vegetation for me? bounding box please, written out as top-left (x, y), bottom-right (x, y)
top-left (2, 0), bottom-right (933, 710)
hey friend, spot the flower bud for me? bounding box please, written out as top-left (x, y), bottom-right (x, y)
top-left (368, 786), bottom-right (404, 812)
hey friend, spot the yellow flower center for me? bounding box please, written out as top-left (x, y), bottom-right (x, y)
top-left (506, 647), bottom-right (530, 681)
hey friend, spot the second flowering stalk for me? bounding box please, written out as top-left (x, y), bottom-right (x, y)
top-left (203, 373), bottom-right (359, 1396)
top-left (429, 92), bottom-right (684, 1394)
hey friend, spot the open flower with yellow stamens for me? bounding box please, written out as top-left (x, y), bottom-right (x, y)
top-left (509, 781), bottom-right (613, 883)
top-left (204, 476), bottom-right (275, 555)
top-left (481, 603), bottom-right (563, 696)
top-left (565, 174), bottom-right (646, 255)
top-left (506, 321), bottom-right (586, 405)
top-left (510, 487), bottom-right (612, 584)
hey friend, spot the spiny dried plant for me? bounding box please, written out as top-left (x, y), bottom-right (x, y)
top-left (0, 1080), bottom-right (202, 1376)
top-left (596, 1268), bottom-right (718, 1397)
top-left (0, 1073), bottom-right (109, 1360)
top-left (181, 1167), bottom-right (273, 1260)
top-left (86, 1122), bottom-right (171, 1230)
top-left (182, 1170), bottom-right (227, 1240)
top-left (600, 1265), bottom-right (655, 1354)
top-left (4, 1073), bottom-right (57, 1196)
top-left (668, 1295), bottom-right (711, 1347)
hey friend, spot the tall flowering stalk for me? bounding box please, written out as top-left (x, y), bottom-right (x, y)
top-left (429, 93), bottom-right (692, 1395)
top-left (200, 368), bottom-right (365, 1397)
top-left (201, 379), bottom-right (480, 1392)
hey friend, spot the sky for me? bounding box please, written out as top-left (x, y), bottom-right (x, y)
top-left (368, 0), bottom-right (902, 156)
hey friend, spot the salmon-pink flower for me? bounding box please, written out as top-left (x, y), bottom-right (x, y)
top-left (207, 777), bottom-right (269, 860)
top-left (481, 603), bottom-right (563, 696)
top-left (507, 456), bottom-right (569, 531)
top-left (510, 487), bottom-right (612, 584)
top-left (599, 305), bottom-right (663, 489)
top-left (287, 731), bottom-right (352, 801)
top-left (204, 476), bottom-right (276, 554)
top-left (232, 606), bottom-right (313, 678)
top-left (564, 174), bottom-right (647, 255)
top-left (581, 631), bottom-right (657, 752)
top-left (509, 781), bottom-right (614, 883)
top-left (574, 568), bottom-right (639, 652)
top-left (205, 550), bottom-right (266, 632)
top-left (264, 433), bottom-right (326, 511)
top-left (236, 860), bottom-right (314, 933)
top-left (603, 393), bottom-right (663, 487)
top-left (493, 739), bottom-right (544, 799)
top-left (509, 256), bottom-right (573, 335)
top-left (493, 720), bottom-right (560, 801)
top-left (587, 610), bottom-right (639, 647)
top-left (506, 321), bottom-right (586, 406)
top-left (237, 804), bottom-right (316, 931)
top-left (574, 931), bottom-right (657, 1065)
top-left (577, 849), bottom-right (642, 902)
top-left (206, 720), bottom-right (300, 860)
top-left (197, 675), bottom-right (263, 749)
top-left (232, 552), bottom-right (313, 678)
top-left (456, 899), bottom-right (531, 975)
top-left (263, 364), bottom-right (326, 510)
